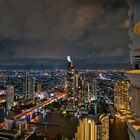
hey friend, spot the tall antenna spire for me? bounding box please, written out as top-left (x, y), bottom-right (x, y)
top-left (67, 56), bottom-right (71, 62)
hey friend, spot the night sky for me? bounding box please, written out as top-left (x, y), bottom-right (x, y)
top-left (0, 0), bottom-right (131, 69)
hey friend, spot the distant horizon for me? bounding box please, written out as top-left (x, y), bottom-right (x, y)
top-left (0, 62), bottom-right (132, 70)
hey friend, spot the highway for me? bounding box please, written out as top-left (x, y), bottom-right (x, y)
top-left (13, 92), bottom-right (66, 120)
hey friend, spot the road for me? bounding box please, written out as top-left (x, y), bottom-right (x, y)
top-left (12, 92), bottom-right (66, 120)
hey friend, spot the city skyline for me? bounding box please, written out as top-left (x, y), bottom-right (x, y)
top-left (0, 0), bottom-right (131, 69)
top-left (0, 0), bottom-right (139, 139)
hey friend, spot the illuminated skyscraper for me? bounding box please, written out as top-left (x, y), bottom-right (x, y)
top-left (125, 1), bottom-right (140, 140)
top-left (67, 56), bottom-right (76, 106)
top-left (77, 76), bottom-right (85, 106)
top-left (87, 83), bottom-right (91, 101)
top-left (114, 80), bottom-right (130, 112)
top-left (75, 118), bottom-right (100, 140)
top-left (74, 115), bottom-right (109, 140)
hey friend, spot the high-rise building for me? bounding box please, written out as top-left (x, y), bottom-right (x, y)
top-left (99, 115), bottom-right (109, 140)
top-left (114, 79), bottom-right (130, 112)
top-left (6, 85), bottom-right (14, 109)
top-left (7, 76), bottom-right (35, 99)
top-left (74, 115), bottom-right (109, 140)
top-left (125, 1), bottom-right (140, 140)
top-left (23, 76), bottom-right (35, 99)
top-left (87, 83), bottom-right (91, 101)
top-left (91, 79), bottom-right (97, 101)
top-left (77, 76), bottom-right (85, 106)
top-left (75, 118), bottom-right (100, 140)
top-left (75, 71), bottom-right (79, 93)
top-left (7, 77), bottom-right (23, 98)
top-left (67, 56), bottom-right (76, 107)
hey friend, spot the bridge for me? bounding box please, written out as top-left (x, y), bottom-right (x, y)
top-left (28, 122), bottom-right (61, 126)
top-left (13, 92), bottom-right (66, 120)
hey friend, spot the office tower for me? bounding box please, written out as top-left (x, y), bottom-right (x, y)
top-left (8, 76), bottom-right (35, 99)
top-left (74, 71), bottom-right (79, 106)
top-left (77, 77), bottom-right (85, 106)
top-left (75, 71), bottom-right (79, 93)
top-left (23, 76), bottom-right (35, 99)
top-left (7, 77), bottom-right (23, 98)
top-left (67, 56), bottom-right (76, 107)
top-left (114, 80), bottom-right (130, 112)
top-left (74, 115), bottom-right (109, 140)
top-left (87, 83), bottom-right (91, 101)
top-left (6, 85), bottom-right (14, 109)
top-left (125, 1), bottom-right (140, 140)
top-left (91, 79), bottom-right (97, 101)
top-left (75, 118), bottom-right (101, 140)
top-left (82, 82), bottom-right (91, 103)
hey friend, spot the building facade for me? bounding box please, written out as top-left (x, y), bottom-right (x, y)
top-left (74, 115), bottom-right (109, 140)
top-left (126, 0), bottom-right (140, 140)
top-left (67, 56), bottom-right (76, 107)
top-left (7, 76), bottom-right (35, 99)
top-left (6, 85), bottom-right (14, 109)
top-left (23, 76), bottom-right (35, 99)
top-left (114, 80), bottom-right (130, 112)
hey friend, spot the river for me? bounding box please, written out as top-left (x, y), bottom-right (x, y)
top-left (28, 112), bottom-right (129, 140)
top-left (109, 118), bottom-right (129, 140)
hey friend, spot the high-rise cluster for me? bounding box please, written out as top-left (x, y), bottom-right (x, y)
top-left (8, 76), bottom-right (35, 99)
top-left (67, 56), bottom-right (97, 108)
top-left (74, 115), bottom-right (109, 140)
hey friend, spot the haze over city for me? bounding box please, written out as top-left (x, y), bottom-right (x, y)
top-left (0, 0), bottom-right (131, 69)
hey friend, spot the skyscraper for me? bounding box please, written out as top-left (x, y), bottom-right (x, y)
top-left (6, 85), bottom-right (14, 109)
top-left (75, 76), bottom-right (85, 106)
top-left (23, 76), bottom-right (35, 99)
top-left (7, 76), bottom-right (35, 99)
top-left (75, 118), bottom-right (100, 140)
top-left (91, 79), bottom-right (97, 101)
top-left (74, 115), bottom-right (109, 140)
top-left (114, 80), bottom-right (130, 112)
top-left (67, 56), bottom-right (76, 107)
top-left (125, 1), bottom-right (140, 140)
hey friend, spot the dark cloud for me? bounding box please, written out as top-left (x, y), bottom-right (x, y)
top-left (0, 0), bottom-right (130, 68)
